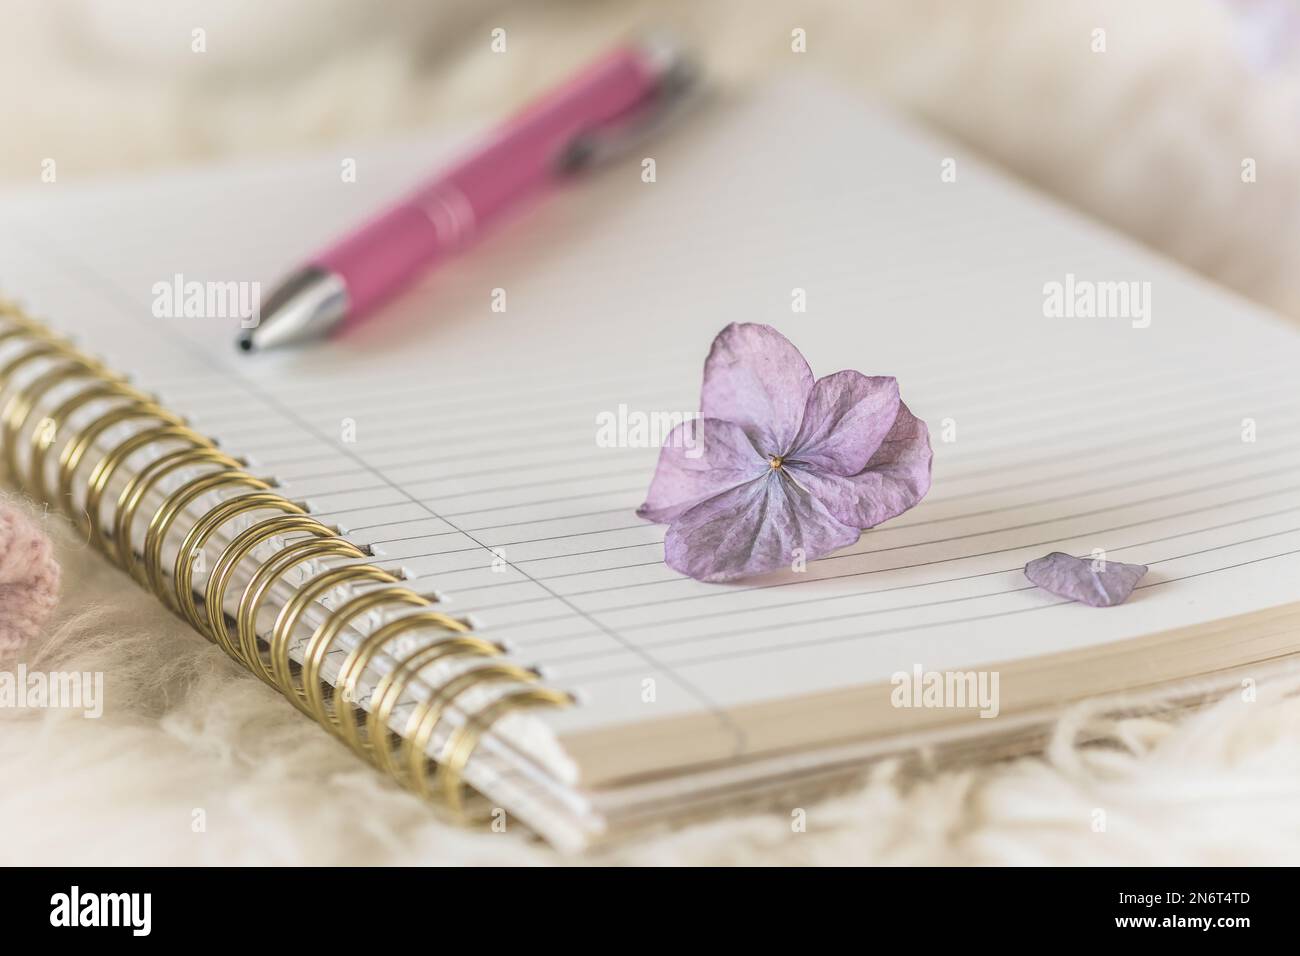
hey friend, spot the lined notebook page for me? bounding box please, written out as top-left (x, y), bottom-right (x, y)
top-left (4, 81), bottom-right (1300, 775)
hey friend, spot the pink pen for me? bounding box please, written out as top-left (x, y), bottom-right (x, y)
top-left (239, 38), bottom-right (696, 352)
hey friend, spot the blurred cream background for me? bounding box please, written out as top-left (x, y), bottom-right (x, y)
top-left (3, 0), bottom-right (1300, 317)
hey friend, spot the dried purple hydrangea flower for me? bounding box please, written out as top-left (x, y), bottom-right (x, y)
top-left (637, 323), bottom-right (932, 582)
top-left (1024, 551), bottom-right (1148, 607)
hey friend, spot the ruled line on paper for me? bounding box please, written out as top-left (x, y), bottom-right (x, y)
top-left (333, 445), bottom-right (1300, 591)
top-left (437, 478), bottom-right (1300, 617)
top-left (205, 356), bottom-right (1295, 464)
top-left (541, 523), bottom-right (1300, 667)
top-left (287, 395), bottom-right (1300, 536)
top-left (569, 546), bottom-right (1300, 685)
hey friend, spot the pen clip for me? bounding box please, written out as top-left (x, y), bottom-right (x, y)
top-left (555, 43), bottom-right (701, 175)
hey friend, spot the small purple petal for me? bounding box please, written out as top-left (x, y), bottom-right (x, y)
top-left (784, 402), bottom-right (932, 529)
top-left (789, 370), bottom-right (900, 476)
top-left (1024, 551), bottom-right (1148, 608)
top-left (663, 471), bottom-right (860, 582)
top-left (700, 323), bottom-right (814, 458)
top-left (637, 418), bottom-right (767, 524)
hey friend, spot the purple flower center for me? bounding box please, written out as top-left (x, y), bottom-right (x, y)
top-left (768, 456), bottom-right (784, 470)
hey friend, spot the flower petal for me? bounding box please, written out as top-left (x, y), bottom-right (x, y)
top-left (784, 402), bottom-right (932, 529)
top-left (1024, 552), bottom-right (1148, 607)
top-left (700, 323), bottom-right (814, 457)
top-left (789, 370), bottom-right (900, 476)
top-left (663, 471), bottom-right (861, 582)
top-left (637, 417), bottom-right (767, 523)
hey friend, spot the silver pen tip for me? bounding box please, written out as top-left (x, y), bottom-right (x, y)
top-left (234, 266), bottom-right (349, 355)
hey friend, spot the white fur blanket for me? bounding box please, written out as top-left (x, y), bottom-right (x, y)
top-left (3, 0), bottom-right (1300, 865)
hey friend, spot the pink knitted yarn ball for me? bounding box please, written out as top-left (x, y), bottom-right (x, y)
top-left (0, 503), bottom-right (60, 653)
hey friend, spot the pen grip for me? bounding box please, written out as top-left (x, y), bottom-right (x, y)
top-left (314, 204), bottom-right (447, 317)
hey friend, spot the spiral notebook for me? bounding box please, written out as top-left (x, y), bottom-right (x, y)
top-left (3, 80), bottom-right (1300, 851)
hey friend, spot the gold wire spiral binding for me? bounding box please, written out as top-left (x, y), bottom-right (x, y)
top-left (115, 445), bottom-right (244, 584)
top-left (0, 299), bottom-right (572, 827)
top-left (173, 491), bottom-right (305, 633)
top-left (297, 582), bottom-right (423, 723)
top-left (57, 398), bottom-right (185, 507)
top-left (205, 513), bottom-right (336, 662)
top-left (144, 471), bottom-right (273, 603)
top-left (333, 613), bottom-right (497, 756)
top-left (42, 382), bottom-right (142, 495)
top-left (436, 686), bottom-right (574, 820)
top-left (2, 358), bottom-right (109, 485)
top-left (83, 423), bottom-right (213, 554)
top-left (367, 634), bottom-right (504, 778)
top-left (276, 566), bottom-right (408, 714)
top-left (0, 344), bottom-right (89, 481)
top-left (401, 662), bottom-right (544, 802)
top-left (237, 535), bottom-right (367, 690)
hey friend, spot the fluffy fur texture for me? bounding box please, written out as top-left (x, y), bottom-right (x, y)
top-left (0, 500), bottom-right (60, 654)
top-left (2, 0), bottom-right (1299, 865)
